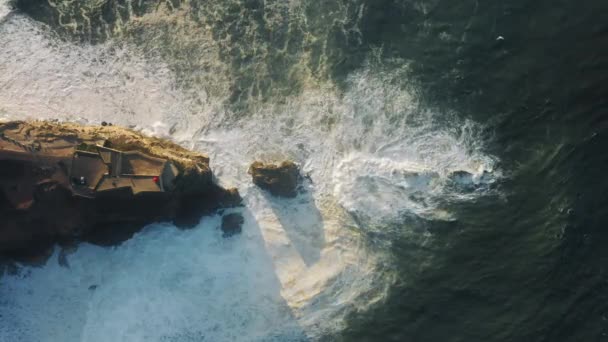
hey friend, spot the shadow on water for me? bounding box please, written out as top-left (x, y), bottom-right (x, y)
top-left (219, 206), bottom-right (311, 342)
top-left (0, 206), bottom-right (310, 341)
top-left (259, 184), bottom-right (325, 268)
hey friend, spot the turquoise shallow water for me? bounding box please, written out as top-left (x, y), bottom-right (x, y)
top-left (1, 0), bottom-right (607, 341)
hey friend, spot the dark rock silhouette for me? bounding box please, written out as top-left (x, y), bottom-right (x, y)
top-left (248, 161), bottom-right (301, 198)
top-left (221, 213), bottom-right (244, 237)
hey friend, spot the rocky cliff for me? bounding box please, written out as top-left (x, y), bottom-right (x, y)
top-left (0, 120), bottom-right (241, 262)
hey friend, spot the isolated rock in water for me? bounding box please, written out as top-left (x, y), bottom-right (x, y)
top-left (449, 170), bottom-right (475, 185)
top-left (0, 120), bottom-right (242, 261)
top-left (221, 213), bottom-right (244, 237)
top-left (448, 170), bottom-right (494, 187)
top-left (248, 161), bottom-right (301, 198)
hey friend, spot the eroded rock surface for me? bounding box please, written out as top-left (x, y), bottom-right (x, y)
top-left (0, 120), bottom-right (241, 261)
top-left (248, 161), bottom-right (301, 198)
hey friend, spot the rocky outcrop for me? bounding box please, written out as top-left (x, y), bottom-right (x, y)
top-left (221, 213), bottom-right (244, 238)
top-left (248, 161), bottom-right (301, 198)
top-left (0, 120), bottom-right (241, 261)
top-left (448, 170), bottom-right (494, 188)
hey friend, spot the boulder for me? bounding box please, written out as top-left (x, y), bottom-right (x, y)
top-left (448, 170), bottom-right (494, 187)
top-left (248, 161), bottom-right (301, 198)
top-left (449, 170), bottom-right (475, 185)
top-left (221, 213), bottom-right (244, 237)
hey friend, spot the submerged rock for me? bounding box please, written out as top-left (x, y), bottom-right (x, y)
top-left (0, 120), bottom-right (242, 261)
top-left (449, 170), bottom-right (475, 185)
top-left (248, 161), bottom-right (301, 198)
top-left (221, 213), bottom-right (244, 237)
top-left (448, 170), bottom-right (495, 190)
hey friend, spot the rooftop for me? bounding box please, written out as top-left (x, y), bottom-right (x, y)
top-left (70, 145), bottom-right (174, 195)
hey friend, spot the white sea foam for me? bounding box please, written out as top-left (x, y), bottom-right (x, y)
top-left (0, 9), bottom-right (495, 342)
top-left (0, 0), bottom-right (10, 21)
top-left (0, 16), bottom-right (200, 130)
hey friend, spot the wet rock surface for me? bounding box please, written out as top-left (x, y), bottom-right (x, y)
top-left (248, 161), bottom-right (301, 198)
top-left (0, 120), bottom-right (242, 262)
top-left (221, 213), bottom-right (244, 237)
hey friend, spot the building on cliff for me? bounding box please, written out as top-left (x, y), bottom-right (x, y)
top-left (70, 145), bottom-right (178, 196)
top-left (1, 129), bottom-right (180, 208)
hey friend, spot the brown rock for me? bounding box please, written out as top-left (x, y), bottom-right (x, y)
top-left (248, 161), bottom-right (301, 198)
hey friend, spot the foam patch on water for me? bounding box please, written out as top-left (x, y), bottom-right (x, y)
top-left (0, 0), bottom-right (10, 21)
top-left (333, 153), bottom-right (442, 220)
top-left (333, 146), bottom-right (494, 223)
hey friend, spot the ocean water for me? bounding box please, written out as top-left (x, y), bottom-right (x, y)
top-left (0, 0), bottom-right (607, 341)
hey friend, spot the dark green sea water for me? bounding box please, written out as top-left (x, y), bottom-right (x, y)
top-left (2, 0), bottom-right (608, 341)
top-left (339, 2), bottom-right (608, 341)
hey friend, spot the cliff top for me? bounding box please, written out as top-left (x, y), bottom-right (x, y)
top-left (0, 120), bottom-right (208, 171)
